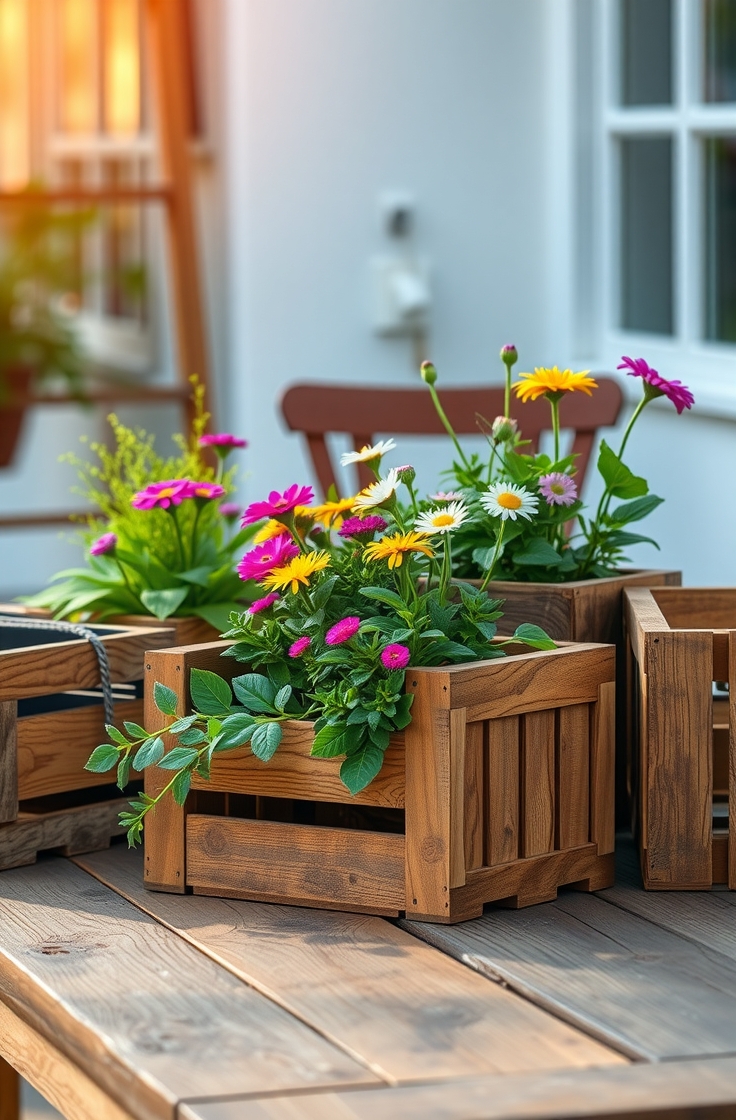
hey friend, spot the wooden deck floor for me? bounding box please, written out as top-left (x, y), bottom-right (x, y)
top-left (2, 838), bottom-right (736, 1118)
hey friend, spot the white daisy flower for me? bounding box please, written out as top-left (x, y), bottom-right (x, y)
top-left (340, 438), bottom-right (397, 467)
top-left (352, 467), bottom-right (402, 511)
top-left (415, 500), bottom-right (469, 535)
top-left (480, 481), bottom-right (539, 522)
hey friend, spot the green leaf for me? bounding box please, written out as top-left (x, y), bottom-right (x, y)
top-left (513, 623), bottom-right (557, 650)
top-left (359, 586), bottom-right (407, 611)
top-left (123, 721), bottom-right (148, 739)
top-left (250, 721), bottom-right (283, 761)
top-left (179, 727), bottom-right (208, 746)
top-left (168, 714), bottom-right (199, 735)
top-left (604, 530), bottom-right (660, 549)
top-left (393, 693), bottom-right (414, 730)
top-left (117, 754), bottom-right (132, 790)
top-left (158, 747), bottom-right (200, 769)
top-left (232, 673), bottom-right (278, 713)
top-left (153, 681), bottom-right (178, 716)
top-left (84, 743), bottom-right (120, 773)
top-left (215, 712), bottom-right (257, 751)
top-left (502, 453), bottom-right (534, 484)
top-left (132, 737), bottom-right (165, 771)
top-left (609, 494), bottom-right (663, 524)
top-left (312, 574), bottom-right (339, 610)
top-left (311, 723), bottom-right (353, 758)
top-left (178, 565), bottom-right (216, 588)
top-left (597, 440), bottom-right (648, 499)
top-left (140, 586), bottom-right (190, 619)
top-left (190, 602), bottom-right (242, 632)
top-left (190, 668), bottom-right (233, 715)
top-left (513, 537), bottom-right (564, 567)
top-left (172, 770), bottom-right (192, 805)
top-left (340, 744), bottom-right (384, 795)
top-left (105, 724), bottom-right (129, 746)
top-left (274, 684), bottom-right (292, 711)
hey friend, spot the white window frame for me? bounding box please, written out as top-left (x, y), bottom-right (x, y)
top-left (592, 0), bottom-right (736, 415)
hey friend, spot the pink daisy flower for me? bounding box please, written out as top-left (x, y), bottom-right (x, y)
top-left (237, 537), bottom-right (299, 582)
top-left (219, 502), bottom-right (241, 519)
top-left (199, 433), bottom-right (248, 450)
top-left (338, 515), bottom-right (388, 538)
top-left (288, 636), bottom-right (311, 658)
top-left (325, 616), bottom-right (361, 645)
top-left (131, 479), bottom-right (192, 510)
top-left (185, 481), bottom-right (226, 501)
top-left (539, 473), bottom-right (578, 507)
top-left (617, 356), bottom-right (694, 415)
top-left (381, 644), bottom-right (411, 670)
top-left (430, 491), bottom-right (463, 502)
top-left (248, 592), bottom-right (280, 614)
top-left (241, 484), bottom-right (314, 525)
top-left (89, 532), bottom-right (117, 556)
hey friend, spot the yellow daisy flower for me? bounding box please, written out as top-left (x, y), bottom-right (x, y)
top-left (513, 366), bottom-right (598, 403)
top-left (253, 519), bottom-right (290, 544)
top-left (363, 531), bottom-right (434, 569)
top-left (261, 550), bottom-right (331, 594)
top-left (309, 496), bottom-right (358, 528)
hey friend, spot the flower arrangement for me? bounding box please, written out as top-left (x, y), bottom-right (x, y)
top-left (420, 350), bottom-right (694, 582)
top-left (23, 383), bottom-right (257, 628)
top-left (85, 442), bottom-right (554, 845)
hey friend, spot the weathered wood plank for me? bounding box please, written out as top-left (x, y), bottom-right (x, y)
top-left (0, 858), bottom-right (377, 1120)
top-left (0, 798), bottom-right (127, 872)
top-left (651, 586), bottom-right (736, 629)
top-left (0, 1053), bottom-right (19, 1120)
top-left (521, 710), bottom-right (555, 858)
top-left (463, 719), bottom-right (484, 871)
top-left (0, 701), bottom-right (18, 825)
top-left (557, 703), bottom-right (590, 849)
top-left (403, 889), bottom-right (736, 1060)
top-left (450, 846), bottom-right (611, 912)
top-left (729, 632), bottom-right (736, 890)
top-left (486, 716), bottom-right (519, 867)
top-left (180, 1056), bottom-right (736, 1120)
top-left (76, 846), bottom-right (624, 1085)
top-left (591, 682), bottom-right (616, 856)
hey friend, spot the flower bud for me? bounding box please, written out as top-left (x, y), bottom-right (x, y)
top-left (395, 464), bottom-right (416, 485)
top-left (420, 360), bottom-right (438, 386)
top-left (491, 416), bottom-right (518, 443)
top-left (500, 344), bottom-right (518, 368)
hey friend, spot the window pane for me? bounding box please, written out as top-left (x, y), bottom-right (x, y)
top-left (620, 137), bottom-right (674, 334)
top-left (704, 138), bottom-right (736, 340)
top-left (620, 0), bottom-right (673, 105)
top-left (103, 0), bottom-right (141, 135)
top-left (59, 0), bottom-right (98, 133)
top-left (0, 0), bottom-right (29, 188)
top-left (704, 0), bottom-right (736, 102)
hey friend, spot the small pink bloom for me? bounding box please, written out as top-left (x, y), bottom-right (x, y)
top-left (248, 592), bottom-right (280, 614)
top-left (185, 481), bottom-right (226, 501)
top-left (90, 532), bottom-right (117, 556)
top-left (131, 479), bottom-right (192, 510)
top-left (617, 356), bottom-right (694, 415)
top-left (338, 515), bottom-right (388, 538)
top-left (288, 636), bottom-right (311, 658)
top-left (381, 644), bottom-right (411, 670)
top-left (241, 484), bottom-right (315, 525)
top-left (430, 491), bottom-right (463, 502)
top-left (199, 433), bottom-right (248, 450)
top-left (539, 472), bottom-right (578, 507)
top-left (237, 537), bottom-right (299, 582)
top-left (219, 502), bottom-right (241, 519)
top-left (325, 616), bottom-right (361, 645)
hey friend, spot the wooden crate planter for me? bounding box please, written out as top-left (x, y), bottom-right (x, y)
top-left (625, 586), bottom-right (736, 890)
top-left (0, 619), bottom-right (173, 870)
top-left (143, 639), bottom-right (616, 922)
top-left (0, 604), bottom-right (218, 646)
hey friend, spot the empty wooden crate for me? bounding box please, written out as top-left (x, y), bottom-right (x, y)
top-left (625, 586), bottom-right (736, 889)
top-left (143, 639), bottom-right (616, 922)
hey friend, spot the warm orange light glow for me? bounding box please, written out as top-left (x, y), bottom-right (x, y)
top-left (60, 0), bottom-right (98, 133)
top-left (0, 0), bottom-right (29, 188)
top-left (104, 0), bottom-right (141, 135)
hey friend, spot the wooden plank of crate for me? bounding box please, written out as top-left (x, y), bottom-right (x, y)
top-left (624, 587), bottom-right (670, 669)
top-left (0, 1053), bottom-right (19, 1120)
top-left (486, 716), bottom-right (519, 867)
top-left (521, 710), bottom-right (555, 859)
top-left (651, 586), bottom-right (736, 629)
top-left (463, 719), bottom-right (484, 871)
top-left (0, 702), bottom-right (18, 825)
top-left (186, 816), bottom-right (406, 914)
top-left (556, 703), bottom-right (590, 849)
top-left (17, 699), bottom-right (145, 800)
top-left (76, 845), bottom-right (625, 1085)
top-left (451, 845), bottom-right (609, 913)
top-left (0, 859), bottom-right (377, 1120)
top-left (591, 682), bottom-right (615, 857)
top-left (404, 887), bottom-right (736, 1060)
top-left (0, 798), bottom-right (127, 871)
top-left (644, 629), bottom-right (713, 887)
top-left (730, 631), bottom-right (736, 891)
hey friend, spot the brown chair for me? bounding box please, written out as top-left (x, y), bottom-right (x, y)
top-left (280, 380), bottom-right (624, 498)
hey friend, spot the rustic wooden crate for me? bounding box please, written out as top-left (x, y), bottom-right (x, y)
top-left (625, 586), bottom-right (736, 890)
top-left (0, 619), bottom-right (173, 870)
top-left (143, 639), bottom-right (616, 922)
top-left (0, 604), bottom-right (218, 646)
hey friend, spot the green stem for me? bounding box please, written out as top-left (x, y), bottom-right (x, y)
top-left (428, 383), bottom-right (472, 472)
top-left (190, 502), bottom-right (205, 567)
top-left (169, 507), bottom-right (187, 570)
top-left (549, 395), bottom-right (561, 465)
top-left (438, 533), bottom-right (453, 605)
top-left (479, 520), bottom-right (506, 591)
top-left (114, 558), bottom-right (144, 610)
top-left (504, 367), bottom-right (511, 420)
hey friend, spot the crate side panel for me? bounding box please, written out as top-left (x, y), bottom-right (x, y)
top-left (485, 716), bottom-right (519, 867)
top-left (0, 701), bottom-right (18, 824)
top-left (463, 719), bottom-right (484, 872)
top-left (557, 703), bottom-right (591, 850)
top-left (521, 710), bottom-right (555, 858)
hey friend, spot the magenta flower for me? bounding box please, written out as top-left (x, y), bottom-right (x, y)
top-left (199, 433), bottom-right (248, 451)
top-left (131, 479), bottom-right (192, 510)
top-left (237, 537), bottom-right (299, 582)
top-left (381, 644), bottom-right (411, 670)
top-left (539, 472), bottom-right (578, 507)
top-left (617, 356), bottom-right (694, 415)
top-left (288, 636), bottom-right (311, 658)
top-left (338, 515), bottom-right (388, 538)
top-left (248, 592), bottom-right (280, 614)
top-left (185, 481), bottom-right (226, 501)
top-left (241, 484), bottom-right (314, 525)
top-left (219, 502), bottom-right (241, 519)
top-left (89, 532), bottom-right (117, 556)
top-left (325, 616), bottom-right (361, 645)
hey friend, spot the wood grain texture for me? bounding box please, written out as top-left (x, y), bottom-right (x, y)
top-left (591, 682), bottom-right (616, 857)
top-left (521, 710), bottom-right (555, 858)
top-left (108, 615), bottom-right (215, 645)
top-left (0, 1000), bottom-right (134, 1120)
top-left (557, 703), bottom-right (590, 849)
top-left (450, 846), bottom-right (610, 913)
top-left (463, 719), bottom-right (484, 871)
top-left (0, 858), bottom-right (375, 1120)
top-left (17, 698), bottom-right (144, 800)
top-left (187, 816), bottom-right (406, 913)
top-left (730, 631), bottom-right (736, 890)
top-left (77, 845), bottom-right (624, 1085)
top-left (624, 587), bottom-right (672, 669)
top-left (0, 701), bottom-right (18, 825)
top-left (0, 1054), bottom-right (19, 1120)
top-left (405, 886), bottom-right (736, 1062)
top-left (486, 716), bottom-right (519, 867)
top-left (651, 586), bottom-right (736, 630)
top-left (0, 798), bottom-right (126, 871)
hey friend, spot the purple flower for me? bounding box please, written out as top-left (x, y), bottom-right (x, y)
top-left (131, 479), bottom-right (191, 510)
top-left (288, 636), bottom-right (311, 658)
top-left (539, 472), bottom-right (578, 507)
top-left (185, 481), bottom-right (226, 501)
top-left (219, 502), bottom-right (241, 519)
top-left (338, 515), bottom-right (388, 539)
top-left (241, 484), bottom-right (314, 525)
top-left (617, 356), bottom-right (694, 415)
top-left (248, 592), bottom-right (280, 614)
top-left (325, 616), bottom-right (361, 645)
top-left (90, 532), bottom-right (117, 556)
top-left (237, 537), bottom-right (299, 582)
top-left (199, 433), bottom-right (248, 450)
top-left (380, 644), bottom-right (411, 670)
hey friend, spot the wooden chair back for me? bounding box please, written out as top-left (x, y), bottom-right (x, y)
top-left (280, 380), bottom-right (624, 497)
